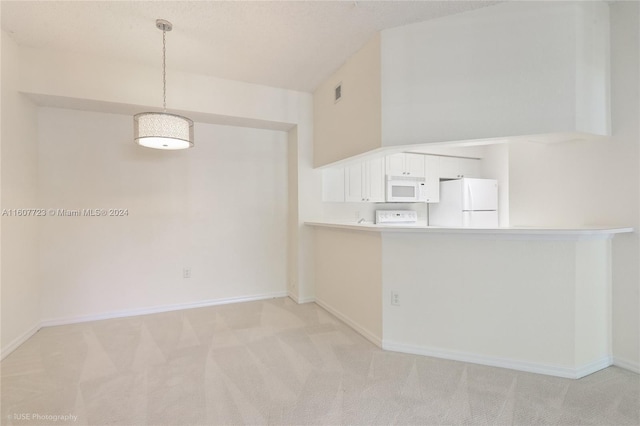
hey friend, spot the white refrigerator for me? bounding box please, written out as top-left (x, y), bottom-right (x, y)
top-left (429, 178), bottom-right (499, 228)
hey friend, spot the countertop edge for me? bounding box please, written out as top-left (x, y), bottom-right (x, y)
top-left (304, 222), bottom-right (635, 237)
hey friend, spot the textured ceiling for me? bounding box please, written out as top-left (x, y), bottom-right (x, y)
top-left (1, 1), bottom-right (501, 92)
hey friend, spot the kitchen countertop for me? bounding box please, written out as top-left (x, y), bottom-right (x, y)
top-left (305, 221), bottom-right (634, 238)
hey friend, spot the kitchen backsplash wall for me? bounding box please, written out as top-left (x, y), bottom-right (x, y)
top-left (321, 201), bottom-right (428, 224)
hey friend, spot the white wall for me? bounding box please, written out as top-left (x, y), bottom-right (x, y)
top-left (37, 108), bottom-right (288, 322)
top-left (18, 46), bottom-right (303, 128)
top-left (382, 233), bottom-right (613, 378)
top-left (314, 227), bottom-right (382, 344)
top-left (293, 101), bottom-right (323, 303)
top-left (381, 1), bottom-right (610, 146)
top-left (0, 41), bottom-right (320, 349)
top-left (287, 127), bottom-right (300, 300)
top-left (509, 1), bottom-right (639, 370)
top-left (321, 201), bottom-right (428, 225)
top-left (1, 33), bottom-right (41, 356)
top-left (313, 33), bottom-right (381, 167)
top-left (15, 43), bottom-right (320, 305)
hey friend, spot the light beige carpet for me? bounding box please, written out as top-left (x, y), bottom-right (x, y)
top-left (1, 297), bottom-right (639, 425)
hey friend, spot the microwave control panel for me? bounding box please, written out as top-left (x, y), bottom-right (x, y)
top-left (375, 210), bottom-right (418, 224)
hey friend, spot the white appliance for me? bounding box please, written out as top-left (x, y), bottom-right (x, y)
top-left (429, 178), bottom-right (499, 227)
top-left (386, 176), bottom-right (427, 203)
top-left (375, 210), bottom-right (418, 225)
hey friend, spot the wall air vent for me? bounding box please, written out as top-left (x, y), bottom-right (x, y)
top-left (334, 83), bottom-right (342, 103)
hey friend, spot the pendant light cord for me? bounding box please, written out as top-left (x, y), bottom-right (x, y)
top-left (162, 28), bottom-right (167, 112)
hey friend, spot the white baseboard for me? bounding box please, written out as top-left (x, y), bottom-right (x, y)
top-left (2, 292), bottom-right (287, 360)
top-left (613, 356), bottom-right (640, 374)
top-left (315, 298), bottom-right (382, 347)
top-left (40, 291), bottom-right (288, 328)
top-left (1, 322), bottom-right (41, 361)
top-left (287, 292), bottom-right (315, 304)
top-left (383, 340), bottom-right (612, 379)
top-left (576, 356), bottom-right (614, 378)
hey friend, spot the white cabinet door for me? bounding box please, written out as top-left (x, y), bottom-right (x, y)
top-left (385, 154), bottom-right (405, 176)
top-left (366, 157), bottom-right (386, 202)
top-left (322, 168), bottom-right (345, 202)
top-left (440, 157), bottom-right (481, 179)
top-left (345, 159), bottom-right (385, 203)
top-left (345, 163), bottom-right (364, 202)
top-left (385, 153), bottom-right (426, 177)
top-left (424, 155), bottom-right (440, 203)
top-left (404, 153), bottom-right (426, 177)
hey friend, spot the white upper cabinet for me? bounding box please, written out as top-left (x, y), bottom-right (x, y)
top-left (345, 163), bottom-right (364, 202)
top-left (439, 157), bottom-right (481, 180)
top-left (386, 154), bottom-right (405, 176)
top-left (405, 154), bottom-right (426, 177)
top-left (424, 155), bottom-right (441, 203)
top-left (345, 158), bottom-right (385, 202)
top-left (367, 157), bottom-right (386, 202)
top-left (386, 153), bottom-right (425, 177)
top-left (322, 153), bottom-right (485, 203)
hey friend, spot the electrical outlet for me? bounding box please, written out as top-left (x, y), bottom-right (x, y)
top-left (183, 268), bottom-right (191, 279)
top-left (391, 291), bottom-right (400, 306)
top-left (355, 211), bottom-right (361, 221)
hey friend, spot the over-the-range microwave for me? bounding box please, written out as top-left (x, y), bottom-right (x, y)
top-left (386, 175), bottom-right (427, 203)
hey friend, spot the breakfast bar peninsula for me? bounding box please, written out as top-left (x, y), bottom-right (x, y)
top-left (306, 222), bottom-right (633, 378)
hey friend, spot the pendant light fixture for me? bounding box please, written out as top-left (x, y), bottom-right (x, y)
top-left (134, 19), bottom-right (194, 150)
